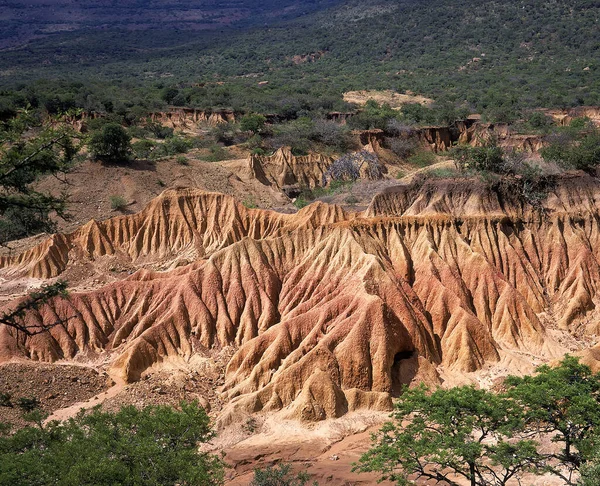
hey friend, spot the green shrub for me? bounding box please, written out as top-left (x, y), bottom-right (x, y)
top-left (176, 155), bottom-right (189, 165)
top-left (109, 195), bottom-right (128, 211)
top-left (89, 123), bottom-right (132, 163)
top-left (541, 126), bottom-right (600, 171)
top-left (240, 113), bottom-right (267, 134)
top-left (0, 401), bottom-right (224, 486)
top-left (162, 136), bottom-right (192, 155)
top-left (16, 397), bottom-right (40, 413)
top-left (201, 145), bottom-right (230, 162)
top-left (0, 393), bottom-right (12, 408)
top-left (251, 464), bottom-right (314, 486)
top-left (132, 139), bottom-right (156, 159)
top-left (451, 142), bottom-right (505, 172)
top-left (408, 150), bottom-right (436, 168)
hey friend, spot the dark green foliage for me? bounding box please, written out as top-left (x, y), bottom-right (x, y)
top-left (348, 101), bottom-right (398, 130)
top-left (0, 113), bottom-right (78, 245)
top-left (0, 394), bottom-right (12, 408)
top-left (527, 112), bottom-right (553, 131)
top-left (451, 140), bottom-right (552, 207)
top-left (16, 397), bottom-right (40, 413)
top-left (407, 151), bottom-right (436, 168)
top-left (251, 464), bottom-right (315, 486)
top-left (88, 123), bottom-right (132, 163)
top-left (386, 138), bottom-right (417, 159)
top-left (109, 195), bottom-right (128, 211)
top-left (355, 385), bottom-right (541, 486)
top-left (3, 0), bottom-right (597, 121)
top-left (201, 145), bottom-right (230, 162)
top-left (132, 139), bottom-right (156, 159)
top-left (0, 401), bottom-right (224, 486)
top-left (357, 357), bottom-right (600, 486)
top-left (452, 142), bottom-right (506, 173)
top-left (269, 117), bottom-right (353, 154)
top-left (210, 123), bottom-right (239, 146)
top-left (506, 356), bottom-right (600, 484)
top-left (240, 113), bottom-right (267, 134)
top-left (541, 119), bottom-right (600, 171)
top-left (0, 280), bottom-right (69, 335)
top-left (161, 136), bottom-right (192, 155)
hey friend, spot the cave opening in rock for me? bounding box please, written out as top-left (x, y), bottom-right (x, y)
top-left (391, 350), bottom-right (417, 397)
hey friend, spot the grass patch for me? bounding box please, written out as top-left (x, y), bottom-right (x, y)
top-left (109, 195), bottom-right (128, 211)
top-left (408, 151), bottom-right (437, 168)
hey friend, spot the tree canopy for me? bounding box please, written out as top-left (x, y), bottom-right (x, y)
top-left (0, 401), bottom-right (224, 486)
top-left (357, 356), bottom-right (600, 486)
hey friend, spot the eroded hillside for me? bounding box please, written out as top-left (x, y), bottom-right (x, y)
top-left (2, 175), bottom-right (600, 425)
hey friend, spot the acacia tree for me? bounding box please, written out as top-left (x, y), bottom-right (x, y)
top-left (0, 111), bottom-right (79, 333)
top-left (506, 356), bottom-right (600, 485)
top-left (355, 385), bottom-right (542, 486)
top-left (0, 111), bottom-right (78, 246)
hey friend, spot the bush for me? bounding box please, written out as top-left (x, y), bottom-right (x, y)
top-left (16, 397), bottom-right (40, 413)
top-left (408, 150), bottom-right (436, 168)
top-left (348, 100), bottom-right (398, 130)
top-left (89, 123), bottom-right (132, 163)
top-left (109, 195), bottom-right (128, 211)
top-left (162, 136), bottom-right (192, 155)
top-left (251, 464), bottom-right (314, 486)
top-left (240, 113), bottom-right (267, 134)
top-left (210, 123), bottom-right (239, 146)
top-left (386, 137), bottom-right (417, 158)
top-left (310, 119), bottom-right (353, 152)
top-left (132, 139), bottom-right (156, 159)
top-left (201, 145), bottom-right (230, 162)
top-left (451, 142), bottom-right (505, 172)
top-left (356, 384), bottom-right (540, 486)
top-left (0, 393), bottom-right (12, 408)
top-left (270, 118), bottom-right (314, 154)
top-left (0, 401), bottom-right (224, 486)
top-left (527, 112), bottom-right (553, 130)
top-left (541, 125), bottom-right (600, 172)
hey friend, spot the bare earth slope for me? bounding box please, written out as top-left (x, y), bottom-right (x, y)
top-left (1, 174), bottom-right (600, 424)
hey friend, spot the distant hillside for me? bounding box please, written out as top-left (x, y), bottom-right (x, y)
top-left (0, 0), bottom-right (341, 48)
top-left (1, 0), bottom-right (599, 118)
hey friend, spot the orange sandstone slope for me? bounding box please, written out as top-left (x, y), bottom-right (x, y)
top-left (1, 175), bottom-right (600, 422)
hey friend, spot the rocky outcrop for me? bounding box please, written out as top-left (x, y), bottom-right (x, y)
top-left (546, 106), bottom-right (600, 127)
top-left (150, 109), bottom-right (236, 129)
top-left (4, 175), bottom-right (600, 422)
top-left (412, 121), bottom-right (545, 153)
top-left (248, 147), bottom-right (334, 190)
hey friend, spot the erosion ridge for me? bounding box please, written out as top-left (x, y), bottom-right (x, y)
top-left (2, 174), bottom-right (600, 423)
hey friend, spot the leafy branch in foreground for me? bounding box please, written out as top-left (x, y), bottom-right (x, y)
top-left (0, 281), bottom-right (69, 336)
top-left (0, 111), bottom-right (81, 245)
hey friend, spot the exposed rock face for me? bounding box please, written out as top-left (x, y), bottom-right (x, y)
top-left (414, 121), bottom-right (545, 153)
top-left (248, 147), bottom-right (334, 190)
top-left (2, 175), bottom-right (600, 422)
top-left (150, 109), bottom-right (236, 129)
top-left (546, 106), bottom-right (600, 127)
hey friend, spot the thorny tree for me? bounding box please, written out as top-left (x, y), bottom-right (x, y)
top-left (0, 110), bottom-right (80, 335)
